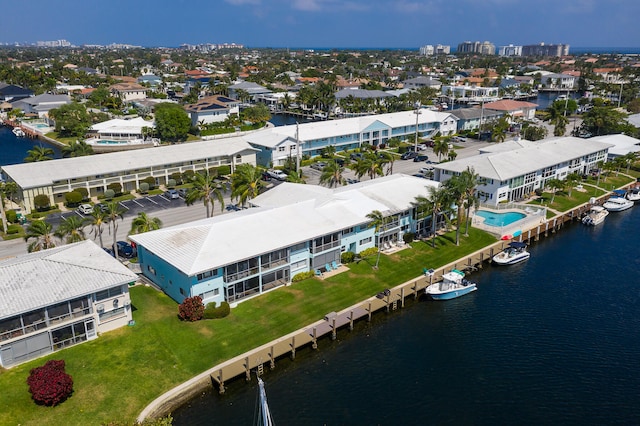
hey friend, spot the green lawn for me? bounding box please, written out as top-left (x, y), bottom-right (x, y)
top-left (0, 228), bottom-right (496, 426)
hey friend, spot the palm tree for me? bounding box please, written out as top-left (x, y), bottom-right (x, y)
top-left (432, 138), bottom-right (450, 162)
top-left (444, 175), bottom-right (468, 246)
top-left (61, 140), bottom-right (94, 158)
top-left (87, 208), bottom-right (109, 248)
top-left (460, 168), bottom-right (480, 236)
top-left (565, 173), bottom-right (582, 197)
top-left (285, 169), bottom-right (306, 184)
top-left (354, 152), bottom-right (384, 180)
top-left (185, 170), bottom-right (225, 218)
top-left (24, 220), bottom-right (56, 252)
top-left (319, 160), bottom-right (346, 188)
top-left (24, 145), bottom-right (55, 162)
top-left (231, 164), bottom-right (264, 208)
top-left (414, 186), bottom-right (450, 248)
top-left (546, 178), bottom-right (565, 203)
top-left (378, 151), bottom-right (395, 175)
top-left (366, 209), bottom-right (387, 269)
top-left (54, 215), bottom-right (87, 244)
top-left (129, 212), bottom-right (162, 235)
top-left (105, 201), bottom-right (126, 258)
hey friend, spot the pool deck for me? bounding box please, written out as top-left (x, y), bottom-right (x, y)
top-left (472, 205), bottom-right (546, 237)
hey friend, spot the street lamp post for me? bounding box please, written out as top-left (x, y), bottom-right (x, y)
top-left (295, 122), bottom-right (301, 173)
top-left (414, 103), bottom-right (422, 152)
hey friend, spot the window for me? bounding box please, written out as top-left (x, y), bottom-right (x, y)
top-left (197, 270), bottom-right (215, 281)
top-left (95, 286), bottom-right (123, 301)
top-left (359, 237), bottom-right (372, 245)
top-left (147, 265), bottom-right (156, 276)
top-left (278, 146), bottom-right (286, 152)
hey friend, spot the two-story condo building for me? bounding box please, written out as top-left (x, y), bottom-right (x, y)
top-left (433, 137), bottom-right (612, 204)
top-left (129, 174), bottom-right (440, 307)
top-left (0, 241), bottom-right (138, 368)
top-left (247, 110), bottom-right (458, 167)
top-left (1, 137), bottom-right (258, 213)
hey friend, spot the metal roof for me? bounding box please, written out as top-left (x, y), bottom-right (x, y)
top-left (1, 137), bottom-right (257, 189)
top-left (0, 240), bottom-right (138, 319)
top-left (130, 174), bottom-right (439, 276)
top-left (435, 137), bottom-right (613, 181)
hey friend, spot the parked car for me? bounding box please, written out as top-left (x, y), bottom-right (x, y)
top-left (261, 171), bottom-right (272, 181)
top-left (335, 158), bottom-right (346, 167)
top-left (401, 151), bottom-right (418, 160)
top-left (418, 166), bottom-right (434, 175)
top-left (77, 204), bottom-right (93, 215)
top-left (177, 188), bottom-right (188, 198)
top-left (311, 161), bottom-right (327, 171)
top-left (452, 136), bottom-right (467, 143)
top-left (346, 178), bottom-right (360, 185)
top-left (413, 154), bottom-right (429, 162)
top-left (102, 247), bottom-right (115, 257)
top-left (225, 204), bottom-right (242, 211)
top-left (267, 169), bottom-right (288, 181)
top-left (95, 203), bottom-right (109, 213)
top-left (416, 143), bottom-right (428, 151)
top-left (112, 241), bottom-right (135, 258)
top-left (164, 189), bottom-right (180, 199)
top-left (350, 152), bottom-right (364, 161)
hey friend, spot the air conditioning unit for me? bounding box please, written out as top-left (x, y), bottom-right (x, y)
top-left (96, 304), bottom-right (104, 313)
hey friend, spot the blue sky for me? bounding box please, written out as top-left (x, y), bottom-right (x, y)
top-left (1, 0), bottom-right (638, 49)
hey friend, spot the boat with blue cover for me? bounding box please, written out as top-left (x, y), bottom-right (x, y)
top-left (425, 269), bottom-right (477, 300)
top-left (492, 241), bottom-right (530, 265)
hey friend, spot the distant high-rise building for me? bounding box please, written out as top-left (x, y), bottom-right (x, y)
top-left (420, 44), bottom-right (450, 56)
top-left (521, 43), bottom-right (570, 57)
top-left (36, 39), bottom-right (72, 47)
top-left (498, 45), bottom-right (523, 57)
top-left (457, 41), bottom-right (495, 55)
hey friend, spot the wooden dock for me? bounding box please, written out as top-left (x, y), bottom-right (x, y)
top-left (138, 186), bottom-right (634, 422)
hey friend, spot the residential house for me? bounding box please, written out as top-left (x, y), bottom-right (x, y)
top-left (109, 82), bottom-right (149, 102)
top-left (540, 73), bottom-right (577, 90)
top-left (228, 81), bottom-right (272, 103)
top-left (10, 94), bottom-right (71, 118)
top-left (402, 76), bottom-right (442, 91)
top-left (245, 109), bottom-right (458, 167)
top-left (1, 137), bottom-right (257, 213)
top-left (433, 137), bottom-right (611, 204)
top-left (590, 134), bottom-right (640, 159)
top-left (130, 174), bottom-right (440, 306)
top-left (483, 99), bottom-right (539, 121)
top-left (450, 107), bottom-right (504, 132)
top-left (184, 95), bottom-right (240, 127)
top-left (0, 83), bottom-right (34, 102)
top-left (0, 241), bottom-right (138, 368)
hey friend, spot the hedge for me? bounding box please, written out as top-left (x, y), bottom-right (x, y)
top-left (203, 301), bottom-right (231, 319)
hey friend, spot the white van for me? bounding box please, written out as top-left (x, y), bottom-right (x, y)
top-left (77, 204), bottom-right (94, 215)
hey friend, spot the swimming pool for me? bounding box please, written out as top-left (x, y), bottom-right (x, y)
top-left (476, 210), bottom-right (526, 227)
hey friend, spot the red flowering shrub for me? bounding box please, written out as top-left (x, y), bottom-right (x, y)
top-left (27, 359), bottom-right (73, 406)
top-left (178, 296), bottom-right (204, 321)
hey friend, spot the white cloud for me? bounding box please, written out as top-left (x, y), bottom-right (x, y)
top-left (292, 0), bottom-right (323, 11)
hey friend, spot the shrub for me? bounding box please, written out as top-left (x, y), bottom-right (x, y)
top-left (403, 232), bottom-right (415, 244)
top-left (6, 224), bottom-right (22, 234)
top-left (178, 296), bottom-right (204, 322)
top-left (341, 251), bottom-right (356, 264)
top-left (216, 165), bottom-right (231, 176)
top-left (292, 271), bottom-right (315, 282)
top-left (104, 189), bottom-right (115, 200)
top-left (27, 359), bottom-right (73, 406)
top-left (5, 209), bottom-right (17, 223)
top-left (359, 247), bottom-right (379, 258)
top-left (166, 179), bottom-right (176, 189)
top-left (64, 191), bottom-right (83, 207)
top-left (170, 172), bottom-right (183, 185)
top-left (107, 182), bottom-right (122, 195)
top-left (74, 187), bottom-right (89, 200)
top-left (182, 170), bottom-right (195, 182)
top-left (34, 194), bottom-right (51, 211)
top-left (138, 182), bottom-right (150, 194)
top-left (143, 176), bottom-right (156, 189)
top-left (203, 301), bottom-right (231, 319)
top-left (30, 213), bottom-right (42, 219)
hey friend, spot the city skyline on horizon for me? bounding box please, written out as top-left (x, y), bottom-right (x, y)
top-left (0, 0), bottom-right (638, 49)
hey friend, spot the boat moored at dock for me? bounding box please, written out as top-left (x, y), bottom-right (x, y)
top-left (626, 187), bottom-right (640, 203)
top-left (425, 269), bottom-right (477, 300)
top-left (582, 205), bottom-right (609, 226)
top-left (603, 197), bottom-right (634, 212)
top-left (492, 241), bottom-right (530, 265)
top-left (12, 127), bottom-right (25, 137)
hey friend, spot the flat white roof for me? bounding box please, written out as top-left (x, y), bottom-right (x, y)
top-left (436, 137), bottom-right (613, 181)
top-left (90, 117), bottom-right (155, 134)
top-left (590, 134), bottom-right (640, 156)
top-left (247, 110), bottom-right (456, 149)
top-left (130, 174), bottom-right (439, 276)
top-left (0, 240), bottom-right (138, 318)
top-left (1, 137), bottom-right (257, 189)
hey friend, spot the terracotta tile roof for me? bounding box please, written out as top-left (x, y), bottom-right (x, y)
top-left (484, 99), bottom-right (538, 111)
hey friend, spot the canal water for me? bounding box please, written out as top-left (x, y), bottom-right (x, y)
top-left (0, 125), bottom-right (61, 168)
top-left (173, 207), bottom-right (640, 425)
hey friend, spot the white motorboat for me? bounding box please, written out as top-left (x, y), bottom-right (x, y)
top-left (602, 196), bottom-right (634, 212)
top-left (626, 187), bottom-right (640, 202)
top-left (12, 127), bottom-right (25, 137)
top-left (582, 205), bottom-right (609, 226)
top-left (492, 241), bottom-right (530, 265)
top-left (425, 269), bottom-right (477, 300)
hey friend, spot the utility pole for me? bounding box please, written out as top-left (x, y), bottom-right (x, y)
top-left (413, 103), bottom-right (421, 152)
top-left (295, 122), bottom-right (301, 173)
